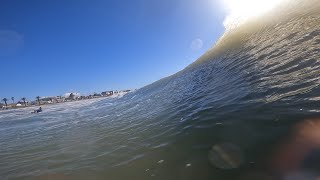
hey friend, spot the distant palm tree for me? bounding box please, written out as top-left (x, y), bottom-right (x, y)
top-left (11, 97), bottom-right (14, 104)
top-left (21, 97), bottom-right (27, 107)
top-left (2, 98), bottom-right (8, 108)
top-left (36, 96), bottom-right (41, 105)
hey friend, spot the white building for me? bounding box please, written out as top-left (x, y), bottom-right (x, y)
top-left (64, 92), bottom-right (81, 100)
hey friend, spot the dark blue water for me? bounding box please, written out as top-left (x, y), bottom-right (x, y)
top-left (0, 1), bottom-right (320, 179)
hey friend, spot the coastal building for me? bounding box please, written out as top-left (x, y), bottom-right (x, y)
top-left (93, 93), bottom-right (102, 97)
top-left (55, 96), bottom-right (65, 103)
top-left (79, 96), bottom-right (87, 100)
top-left (64, 92), bottom-right (80, 101)
top-left (102, 91), bottom-right (114, 96)
top-left (16, 100), bottom-right (29, 106)
top-left (39, 97), bottom-right (55, 104)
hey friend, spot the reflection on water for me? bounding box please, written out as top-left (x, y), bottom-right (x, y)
top-left (0, 0), bottom-right (320, 179)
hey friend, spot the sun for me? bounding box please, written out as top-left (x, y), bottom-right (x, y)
top-left (222, 0), bottom-right (286, 28)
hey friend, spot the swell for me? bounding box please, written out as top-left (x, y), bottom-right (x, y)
top-left (136, 0), bottom-right (320, 114)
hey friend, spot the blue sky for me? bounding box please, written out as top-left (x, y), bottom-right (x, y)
top-left (0, 0), bottom-right (225, 100)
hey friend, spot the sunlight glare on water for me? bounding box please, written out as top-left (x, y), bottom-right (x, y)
top-left (222, 0), bottom-right (287, 29)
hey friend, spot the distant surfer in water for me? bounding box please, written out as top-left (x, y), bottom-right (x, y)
top-left (32, 107), bottom-right (42, 113)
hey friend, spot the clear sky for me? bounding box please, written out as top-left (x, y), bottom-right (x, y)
top-left (0, 0), bottom-right (225, 100)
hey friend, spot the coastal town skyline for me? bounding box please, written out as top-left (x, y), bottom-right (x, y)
top-left (1, 89), bottom-right (132, 109)
top-left (1, 88), bottom-right (131, 102)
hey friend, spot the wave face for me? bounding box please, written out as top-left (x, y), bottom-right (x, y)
top-left (1, 1), bottom-right (320, 179)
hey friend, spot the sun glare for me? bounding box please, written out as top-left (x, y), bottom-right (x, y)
top-left (222, 0), bottom-right (286, 29)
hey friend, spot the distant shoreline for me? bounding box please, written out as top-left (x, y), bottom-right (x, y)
top-left (1, 90), bottom-right (132, 111)
top-left (0, 95), bottom-right (117, 111)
